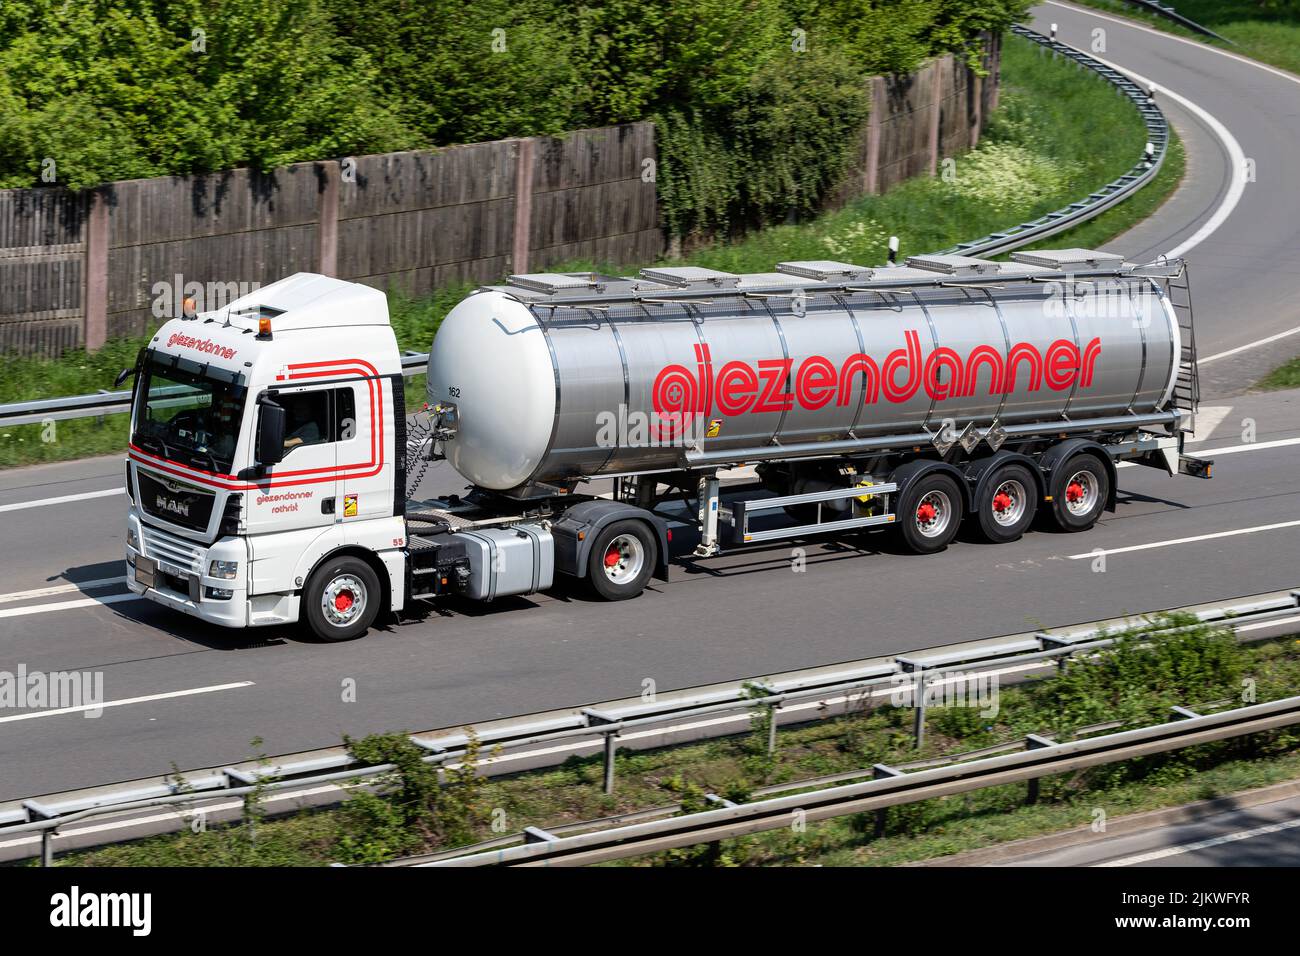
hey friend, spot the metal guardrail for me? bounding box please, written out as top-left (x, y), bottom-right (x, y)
top-left (0, 25), bottom-right (1170, 429)
top-left (941, 23), bottom-right (1168, 259)
top-left (1120, 0), bottom-right (1234, 45)
top-left (2, 589), bottom-right (1296, 863)
top-left (414, 694), bottom-right (1300, 867)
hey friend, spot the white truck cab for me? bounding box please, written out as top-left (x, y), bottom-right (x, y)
top-left (125, 274), bottom-right (411, 638)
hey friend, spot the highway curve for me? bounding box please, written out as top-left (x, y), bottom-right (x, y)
top-left (1, 1), bottom-right (1299, 800)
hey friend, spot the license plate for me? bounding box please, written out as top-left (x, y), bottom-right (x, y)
top-left (135, 555), bottom-right (157, 588)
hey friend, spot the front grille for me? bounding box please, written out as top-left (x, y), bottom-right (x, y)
top-left (138, 470), bottom-right (216, 532)
top-left (140, 525), bottom-right (203, 574)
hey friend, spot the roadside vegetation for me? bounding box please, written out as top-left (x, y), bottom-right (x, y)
top-left (35, 621), bottom-right (1300, 867)
top-left (0, 32), bottom-right (1185, 469)
top-left (1257, 357), bottom-right (1300, 391)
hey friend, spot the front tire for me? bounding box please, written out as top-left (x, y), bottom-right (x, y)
top-left (897, 472), bottom-right (963, 554)
top-left (302, 555), bottom-right (381, 642)
top-left (588, 520), bottom-right (657, 601)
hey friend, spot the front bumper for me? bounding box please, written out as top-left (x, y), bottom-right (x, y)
top-left (126, 510), bottom-right (250, 628)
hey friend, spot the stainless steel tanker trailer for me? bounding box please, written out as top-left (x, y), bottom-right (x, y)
top-left (415, 247), bottom-right (1209, 589)
top-left (122, 247), bottom-right (1212, 640)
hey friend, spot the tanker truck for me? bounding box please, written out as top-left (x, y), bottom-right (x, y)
top-left (122, 248), bottom-right (1212, 640)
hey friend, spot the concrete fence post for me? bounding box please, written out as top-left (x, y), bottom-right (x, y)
top-left (83, 188), bottom-right (109, 351)
top-left (864, 76), bottom-right (885, 195)
top-left (928, 60), bottom-right (942, 178)
top-left (317, 160), bottom-right (341, 277)
top-left (512, 138), bottom-right (537, 275)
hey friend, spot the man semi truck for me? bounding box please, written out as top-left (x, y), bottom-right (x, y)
top-left (123, 249), bottom-right (1211, 641)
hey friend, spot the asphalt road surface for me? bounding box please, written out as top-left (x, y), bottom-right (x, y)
top-left (1000, 792), bottom-right (1300, 866)
top-left (1, 2), bottom-right (1298, 801)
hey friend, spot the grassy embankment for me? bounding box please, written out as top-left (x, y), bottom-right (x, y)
top-left (37, 620), bottom-right (1300, 867)
top-left (0, 31), bottom-right (1185, 468)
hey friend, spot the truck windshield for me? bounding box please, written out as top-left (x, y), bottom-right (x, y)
top-left (132, 354), bottom-right (247, 472)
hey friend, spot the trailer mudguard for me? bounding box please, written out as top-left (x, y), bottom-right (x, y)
top-left (1037, 438), bottom-right (1120, 512)
top-left (552, 500), bottom-right (671, 582)
top-left (887, 460), bottom-right (971, 511)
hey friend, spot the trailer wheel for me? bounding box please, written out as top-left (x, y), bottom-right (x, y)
top-left (1048, 454), bottom-right (1109, 532)
top-left (302, 556), bottom-right (381, 642)
top-left (974, 463), bottom-right (1037, 544)
top-left (588, 520), bottom-right (657, 601)
top-left (898, 473), bottom-right (963, 554)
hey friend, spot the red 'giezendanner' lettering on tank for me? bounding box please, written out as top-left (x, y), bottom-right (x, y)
top-left (649, 333), bottom-right (1103, 428)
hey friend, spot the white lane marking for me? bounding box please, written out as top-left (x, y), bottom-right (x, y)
top-left (1184, 405), bottom-right (1230, 444)
top-left (1200, 326), bottom-right (1300, 366)
top-left (1235, 614), bottom-right (1300, 634)
top-left (1196, 436), bottom-right (1300, 457)
top-left (0, 681), bottom-right (254, 724)
top-left (0, 593), bottom-right (142, 619)
top-left (1068, 519), bottom-right (1300, 559)
top-left (1062, 49), bottom-right (1247, 262)
top-left (0, 488), bottom-right (120, 514)
top-left (0, 577), bottom-right (125, 605)
top-left (1046, 1), bottom-right (1300, 88)
top-left (1095, 815), bottom-right (1300, 867)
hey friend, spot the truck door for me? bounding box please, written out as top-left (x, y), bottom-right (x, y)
top-left (246, 383), bottom-right (340, 536)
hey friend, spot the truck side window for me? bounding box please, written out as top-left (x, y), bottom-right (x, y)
top-left (280, 387), bottom-right (358, 452)
top-left (282, 391), bottom-right (330, 451)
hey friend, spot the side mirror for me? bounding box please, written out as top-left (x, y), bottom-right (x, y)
top-left (115, 347), bottom-right (147, 390)
top-left (256, 393), bottom-right (286, 466)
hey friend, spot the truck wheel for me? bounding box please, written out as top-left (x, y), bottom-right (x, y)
top-left (974, 463), bottom-right (1037, 544)
top-left (1048, 454), bottom-right (1109, 532)
top-left (302, 556), bottom-right (381, 641)
top-left (588, 520), bottom-right (657, 601)
top-left (897, 473), bottom-right (963, 554)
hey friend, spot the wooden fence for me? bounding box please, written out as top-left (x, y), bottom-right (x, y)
top-left (0, 39), bottom-right (998, 356)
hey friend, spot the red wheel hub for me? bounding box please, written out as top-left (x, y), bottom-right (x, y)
top-left (334, 590), bottom-right (354, 612)
top-left (992, 492), bottom-right (1013, 512)
top-left (1066, 482), bottom-right (1085, 503)
top-left (604, 547), bottom-right (622, 568)
top-left (916, 502), bottom-right (937, 523)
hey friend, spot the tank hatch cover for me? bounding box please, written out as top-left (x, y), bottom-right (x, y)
top-left (904, 254), bottom-right (1001, 276)
top-left (1010, 248), bottom-right (1124, 270)
top-left (507, 273), bottom-right (601, 295)
top-left (639, 266), bottom-right (741, 289)
top-left (776, 260), bottom-right (875, 282)
top-left (736, 272), bottom-right (820, 289)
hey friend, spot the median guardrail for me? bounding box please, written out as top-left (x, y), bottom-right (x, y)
top-left (411, 694), bottom-right (1300, 867)
top-left (1120, 1), bottom-right (1234, 45)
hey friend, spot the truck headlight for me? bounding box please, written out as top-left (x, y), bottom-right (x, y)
top-left (127, 527), bottom-right (139, 550)
top-left (208, 559), bottom-right (239, 580)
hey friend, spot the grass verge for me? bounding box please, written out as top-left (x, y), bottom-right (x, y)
top-left (34, 621), bottom-right (1300, 867)
top-left (0, 30), bottom-right (1185, 469)
top-left (1256, 357), bottom-right (1300, 391)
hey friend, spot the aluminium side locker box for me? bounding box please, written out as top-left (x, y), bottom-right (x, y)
top-left (453, 525), bottom-right (555, 600)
